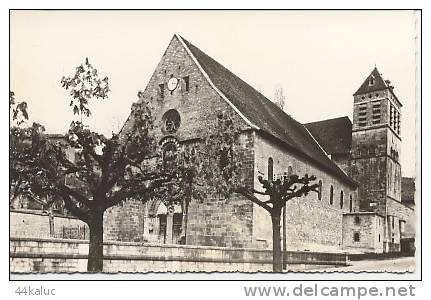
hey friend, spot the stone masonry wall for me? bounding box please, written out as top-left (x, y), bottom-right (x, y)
top-left (386, 156), bottom-right (402, 203)
top-left (120, 35), bottom-right (249, 146)
top-left (10, 237), bottom-right (349, 273)
top-left (107, 35), bottom-right (254, 247)
top-left (104, 199), bottom-right (146, 242)
top-left (387, 198), bottom-right (415, 240)
top-left (349, 124), bottom-right (404, 253)
top-left (10, 210), bottom-right (88, 239)
top-left (253, 133), bottom-right (359, 252)
top-left (342, 213), bottom-right (384, 254)
top-left (390, 199), bottom-right (415, 239)
top-left (350, 127), bottom-right (388, 214)
top-left (352, 90), bottom-right (387, 130)
top-left (187, 131), bottom-right (255, 248)
top-left (10, 210), bottom-right (51, 238)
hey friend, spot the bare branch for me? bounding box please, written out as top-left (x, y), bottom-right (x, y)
top-left (235, 187), bottom-right (272, 213)
top-left (251, 188), bottom-right (268, 196)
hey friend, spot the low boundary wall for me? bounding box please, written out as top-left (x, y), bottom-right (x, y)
top-left (10, 237), bottom-right (350, 273)
top-left (10, 209), bottom-right (89, 239)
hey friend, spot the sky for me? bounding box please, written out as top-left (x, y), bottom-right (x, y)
top-left (10, 10), bottom-right (418, 177)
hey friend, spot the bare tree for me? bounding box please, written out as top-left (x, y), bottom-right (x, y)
top-left (203, 113), bottom-right (319, 272)
top-left (273, 86), bottom-right (286, 110)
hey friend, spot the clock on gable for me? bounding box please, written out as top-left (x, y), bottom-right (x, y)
top-left (167, 77), bottom-right (179, 91)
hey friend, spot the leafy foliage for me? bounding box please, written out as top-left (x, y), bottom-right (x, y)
top-left (198, 111), bottom-right (245, 197)
top-left (9, 91), bottom-right (53, 208)
top-left (61, 57), bottom-right (109, 118)
top-left (10, 91), bottom-right (29, 126)
top-left (11, 58), bottom-right (184, 271)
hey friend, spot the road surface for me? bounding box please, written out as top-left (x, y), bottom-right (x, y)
top-left (309, 257), bottom-right (416, 273)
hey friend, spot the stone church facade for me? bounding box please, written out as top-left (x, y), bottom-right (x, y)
top-left (102, 34), bottom-right (415, 254)
top-left (12, 34), bottom-right (414, 255)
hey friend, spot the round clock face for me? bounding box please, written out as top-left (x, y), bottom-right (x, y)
top-left (167, 77), bottom-right (179, 91)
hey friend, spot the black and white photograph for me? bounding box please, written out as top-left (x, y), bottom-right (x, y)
top-left (7, 8), bottom-right (422, 287)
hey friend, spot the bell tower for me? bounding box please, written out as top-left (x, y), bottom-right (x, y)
top-left (350, 67), bottom-right (403, 251)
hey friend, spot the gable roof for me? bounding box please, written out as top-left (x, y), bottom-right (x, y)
top-left (177, 35), bottom-right (357, 187)
top-left (354, 67), bottom-right (390, 96)
top-left (304, 117), bottom-right (352, 155)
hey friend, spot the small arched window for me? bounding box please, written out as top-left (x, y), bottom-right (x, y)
top-left (287, 166), bottom-right (293, 176)
top-left (329, 185), bottom-right (334, 205)
top-left (268, 157), bottom-right (273, 181)
top-left (349, 195), bottom-right (353, 212)
top-left (318, 180), bottom-right (322, 200)
top-left (354, 232), bottom-right (360, 242)
top-left (340, 190), bottom-right (344, 209)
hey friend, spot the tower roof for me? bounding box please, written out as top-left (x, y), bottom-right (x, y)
top-left (177, 35), bottom-right (357, 187)
top-left (354, 67), bottom-right (390, 96)
top-left (353, 67), bottom-right (402, 107)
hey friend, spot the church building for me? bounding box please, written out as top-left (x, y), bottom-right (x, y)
top-left (104, 34), bottom-right (414, 254)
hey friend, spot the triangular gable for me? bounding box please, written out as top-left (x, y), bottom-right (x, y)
top-left (175, 34), bottom-right (258, 131)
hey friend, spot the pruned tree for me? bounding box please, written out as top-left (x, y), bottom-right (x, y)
top-left (239, 175), bottom-right (319, 272)
top-left (202, 113), bottom-right (319, 272)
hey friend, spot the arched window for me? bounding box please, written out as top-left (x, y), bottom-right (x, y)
top-left (329, 185), bottom-right (334, 205)
top-left (318, 180), bottom-right (322, 200)
top-left (162, 109), bottom-right (181, 133)
top-left (268, 157), bottom-right (273, 181)
top-left (287, 166), bottom-right (293, 176)
top-left (340, 190), bottom-right (344, 209)
top-left (353, 232), bottom-right (360, 242)
top-left (349, 195), bottom-right (353, 212)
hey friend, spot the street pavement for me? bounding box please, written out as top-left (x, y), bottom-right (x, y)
top-left (308, 257), bottom-right (416, 273)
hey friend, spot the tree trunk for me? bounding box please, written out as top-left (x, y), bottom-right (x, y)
top-left (282, 204), bottom-right (287, 270)
top-left (87, 211), bottom-right (104, 272)
top-left (180, 199), bottom-right (190, 244)
top-left (271, 213), bottom-right (283, 272)
top-left (10, 193), bottom-right (20, 209)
